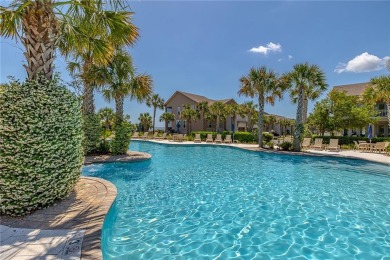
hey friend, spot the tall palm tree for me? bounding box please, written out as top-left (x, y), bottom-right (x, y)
top-left (239, 67), bottom-right (285, 147)
top-left (146, 94), bottom-right (165, 134)
top-left (240, 101), bottom-right (258, 132)
top-left (209, 101), bottom-right (226, 133)
top-left (93, 49), bottom-right (153, 123)
top-left (196, 101), bottom-right (209, 130)
top-left (285, 63), bottom-right (327, 151)
top-left (364, 75), bottom-right (390, 128)
top-left (159, 112), bottom-right (175, 133)
top-left (98, 107), bottom-right (115, 131)
top-left (1, 0), bottom-right (138, 82)
top-left (138, 113), bottom-right (152, 132)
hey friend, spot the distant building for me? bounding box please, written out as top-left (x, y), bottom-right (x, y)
top-left (333, 82), bottom-right (389, 137)
top-left (164, 91), bottom-right (292, 135)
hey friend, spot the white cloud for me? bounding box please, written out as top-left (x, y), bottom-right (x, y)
top-left (288, 55), bottom-right (293, 59)
top-left (335, 52), bottom-right (390, 73)
top-left (249, 42), bottom-right (282, 55)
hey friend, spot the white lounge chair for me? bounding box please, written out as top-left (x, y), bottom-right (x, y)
top-left (215, 134), bottom-right (222, 144)
top-left (301, 138), bottom-right (311, 150)
top-left (224, 135), bottom-right (232, 144)
top-left (206, 134), bottom-right (213, 143)
top-left (327, 139), bottom-right (340, 151)
top-left (311, 138), bottom-right (323, 150)
top-left (194, 134), bottom-right (201, 143)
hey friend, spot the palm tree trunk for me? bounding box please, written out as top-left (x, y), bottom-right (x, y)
top-left (165, 120), bottom-right (168, 133)
top-left (216, 115), bottom-right (220, 132)
top-left (247, 113), bottom-right (252, 132)
top-left (302, 98), bottom-right (308, 123)
top-left (293, 87), bottom-right (305, 151)
top-left (82, 83), bottom-right (95, 115)
top-left (22, 0), bottom-right (59, 80)
top-left (115, 95), bottom-right (124, 122)
top-left (152, 107), bottom-right (156, 134)
top-left (387, 100), bottom-right (390, 128)
top-left (258, 96), bottom-right (265, 148)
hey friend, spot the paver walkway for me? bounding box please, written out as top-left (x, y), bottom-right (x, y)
top-left (1, 177), bottom-right (117, 259)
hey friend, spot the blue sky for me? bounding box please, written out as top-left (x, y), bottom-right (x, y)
top-left (1, 1), bottom-right (389, 127)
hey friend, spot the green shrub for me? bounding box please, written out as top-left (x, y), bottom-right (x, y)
top-left (279, 141), bottom-right (292, 151)
top-left (82, 113), bottom-right (101, 155)
top-left (262, 132), bottom-right (274, 142)
top-left (111, 121), bottom-right (133, 155)
top-left (234, 132), bottom-right (256, 143)
top-left (0, 75), bottom-right (83, 216)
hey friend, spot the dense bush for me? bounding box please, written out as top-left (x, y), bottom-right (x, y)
top-left (191, 131), bottom-right (274, 144)
top-left (82, 113), bottom-right (101, 155)
top-left (111, 121), bottom-right (133, 155)
top-left (0, 75), bottom-right (83, 216)
top-left (279, 141), bottom-right (293, 151)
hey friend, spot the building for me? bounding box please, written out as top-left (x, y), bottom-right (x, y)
top-left (333, 82), bottom-right (389, 137)
top-left (164, 91), bottom-right (293, 135)
top-left (164, 91), bottom-right (236, 133)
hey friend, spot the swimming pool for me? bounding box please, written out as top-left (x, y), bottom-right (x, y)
top-left (83, 141), bottom-right (390, 259)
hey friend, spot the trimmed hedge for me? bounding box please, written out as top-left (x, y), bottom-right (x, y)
top-left (111, 121), bottom-right (133, 155)
top-left (191, 131), bottom-right (274, 143)
top-left (82, 113), bottom-right (101, 155)
top-left (0, 76), bottom-right (84, 216)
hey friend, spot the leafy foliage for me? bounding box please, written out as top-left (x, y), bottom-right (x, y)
top-left (111, 121), bottom-right (133, 155)
top-left (279, 141), bottom-right (293, 151)
top-left (0, 75), bottom-right (83, 216)
top-left (82, 113), bottom-right (102, 155)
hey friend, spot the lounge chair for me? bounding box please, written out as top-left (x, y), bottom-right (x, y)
top-left (150, 132), bottom-right (158, 139)
top-left (175, 134), bottom-right (184, 142)
top-left (156, 132), bottom-right (167, 140)
top-left (353, 141), bottom-right (359, 151)
top-left (206, 134), bottom-right (213, 143)
top-left (131, 131), bottom-right (139, 139)
top-left (141, 132), bottom-right (149, 140)
top-left (301, 138), bottom-right (311, 150)
top-left (311, 138), bottom-right (323, 150)
top-left (194, 134), bottom-right (201, 143)
top-left (224, 135), bottom-right (232, 144)
top-left (372, 142), bottom-right (388, 153)
top-left (215, 134), bottom-right (222, 144)
top-left (327, 139), bottom-right (340, 151)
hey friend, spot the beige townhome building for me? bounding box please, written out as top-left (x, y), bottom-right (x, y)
top-left (333, 82), bottom-right (389, 137)
top-left (164, 91), bottom-right (292, 135)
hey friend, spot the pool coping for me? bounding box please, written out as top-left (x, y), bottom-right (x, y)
top-left (136, 139), bottom-right (390, 166)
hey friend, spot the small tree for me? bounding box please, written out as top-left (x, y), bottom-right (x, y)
top-left (209, 102), bottom-right (226, 133)
top-left (160, 112), bottom-right (175, 132)
top-left (180, 104), bottom-right (200, 135)
top-left (138, 113), bottom-right (152, 132)
top-left (146, 93), bottom-right (165, 134)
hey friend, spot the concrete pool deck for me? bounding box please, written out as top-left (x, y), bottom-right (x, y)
top-left (1, 141), bottom-right (388, 259)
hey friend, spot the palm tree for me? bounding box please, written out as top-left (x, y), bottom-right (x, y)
top-left (159, 112), bottom-right (175, 132)
top-left (225, 103), bottom-right (240, 132)
top-left (93, 49), bottom-right (153, 123)
top-left (138, 113), bottom-right (152, 132)
top-left (240, 101), bottom-right (258, 132)
top-left (285, 63), bottom-right (327, 151)
top-left (238, 67), bottom-right (286, 147)
top-left (180, 104), bottom-right (200, 135)
top-left (98, 107), bottom-right (115, 131)
top-left (196, 101), bottom-right (209, 130)
top-left (1, 0), bottom-right (138, 81)
top-left (209, 102), bottom-right (226, 133)
top-left (364, 75), bottom-right (390, 128)
top-left (146, 94), bottom-right (165, 134)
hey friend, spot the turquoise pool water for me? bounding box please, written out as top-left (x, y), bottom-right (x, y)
top-left (83, 141), bottom-right (390, 259)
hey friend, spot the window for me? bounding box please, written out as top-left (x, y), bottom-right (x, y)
top-left (166, 107), bottom-right (172, 113)
top-left (183, 120), bottom-right (187, 128)
top-left (191, 105), bottom-right (195, 110)
top-left (177, 106), bottom-right (181, 115)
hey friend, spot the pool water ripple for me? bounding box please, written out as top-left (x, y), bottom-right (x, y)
top-left (83, 141), bottom-right (390, 259)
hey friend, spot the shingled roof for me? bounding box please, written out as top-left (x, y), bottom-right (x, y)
top-left (333, 82), bottom-right (369, 96)
top-left (165, 91), bottom-right (236, 106)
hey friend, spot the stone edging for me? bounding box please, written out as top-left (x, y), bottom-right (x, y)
top-left (84, 151), bottom-right (151, 165)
